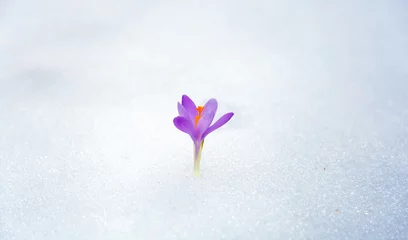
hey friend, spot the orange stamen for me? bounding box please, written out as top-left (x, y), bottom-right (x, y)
top-left (195, 106), bottom-right (204, 126)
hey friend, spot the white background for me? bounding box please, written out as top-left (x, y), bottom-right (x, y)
top-left (0, 0), bottom-right (407, 239)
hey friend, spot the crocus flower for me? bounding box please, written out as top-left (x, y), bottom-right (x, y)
top-left (173, 94), bottom-right (234, 177)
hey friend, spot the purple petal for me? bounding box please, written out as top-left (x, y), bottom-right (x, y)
top-left (202, 112), bottom-right (234, 139)
top-left (182, 95), bottom-right (197, 121)
top-left (177, 102), bottom-right (189, 119)
top-left (173, 116), bottom-right (194, 136)
top-left (197, 98), bottom-right (218, 137)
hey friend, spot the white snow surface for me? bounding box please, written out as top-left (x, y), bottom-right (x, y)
top-left (1, 0), bottom-right (407, 239)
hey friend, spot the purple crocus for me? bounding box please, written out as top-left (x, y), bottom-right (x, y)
top-left (173, 94), bottom-right (234, 177)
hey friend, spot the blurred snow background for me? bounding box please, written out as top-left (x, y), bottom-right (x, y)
top-left (0, 0), bottom-right (407, 239)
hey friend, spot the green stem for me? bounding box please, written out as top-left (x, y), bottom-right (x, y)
top-left (193, 140), bottom-right (204, 177)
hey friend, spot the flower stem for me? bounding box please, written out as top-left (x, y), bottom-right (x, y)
top-left (193, 140), bottom-right (204, 177)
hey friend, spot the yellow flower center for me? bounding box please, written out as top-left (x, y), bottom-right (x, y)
top-left (195, 106), bottom-right (204, 126)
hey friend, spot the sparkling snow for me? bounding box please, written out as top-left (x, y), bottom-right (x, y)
top-left (0, 0), bottom-right (407, 239)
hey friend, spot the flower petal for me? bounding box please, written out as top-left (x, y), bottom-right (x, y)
top-left (182, 95), bottom-right (197, 121)
top-left (202, 112), bottom-right (234, 139)
top-left (173, 116), bottom-right (194, 136)
top-left (197, 98), bottom-right (218, 137)
top-left (177, 102), bottom-right (189, 119)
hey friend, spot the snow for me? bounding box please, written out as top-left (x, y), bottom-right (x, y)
top-left (1, 0), bottom-right (407, 239)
